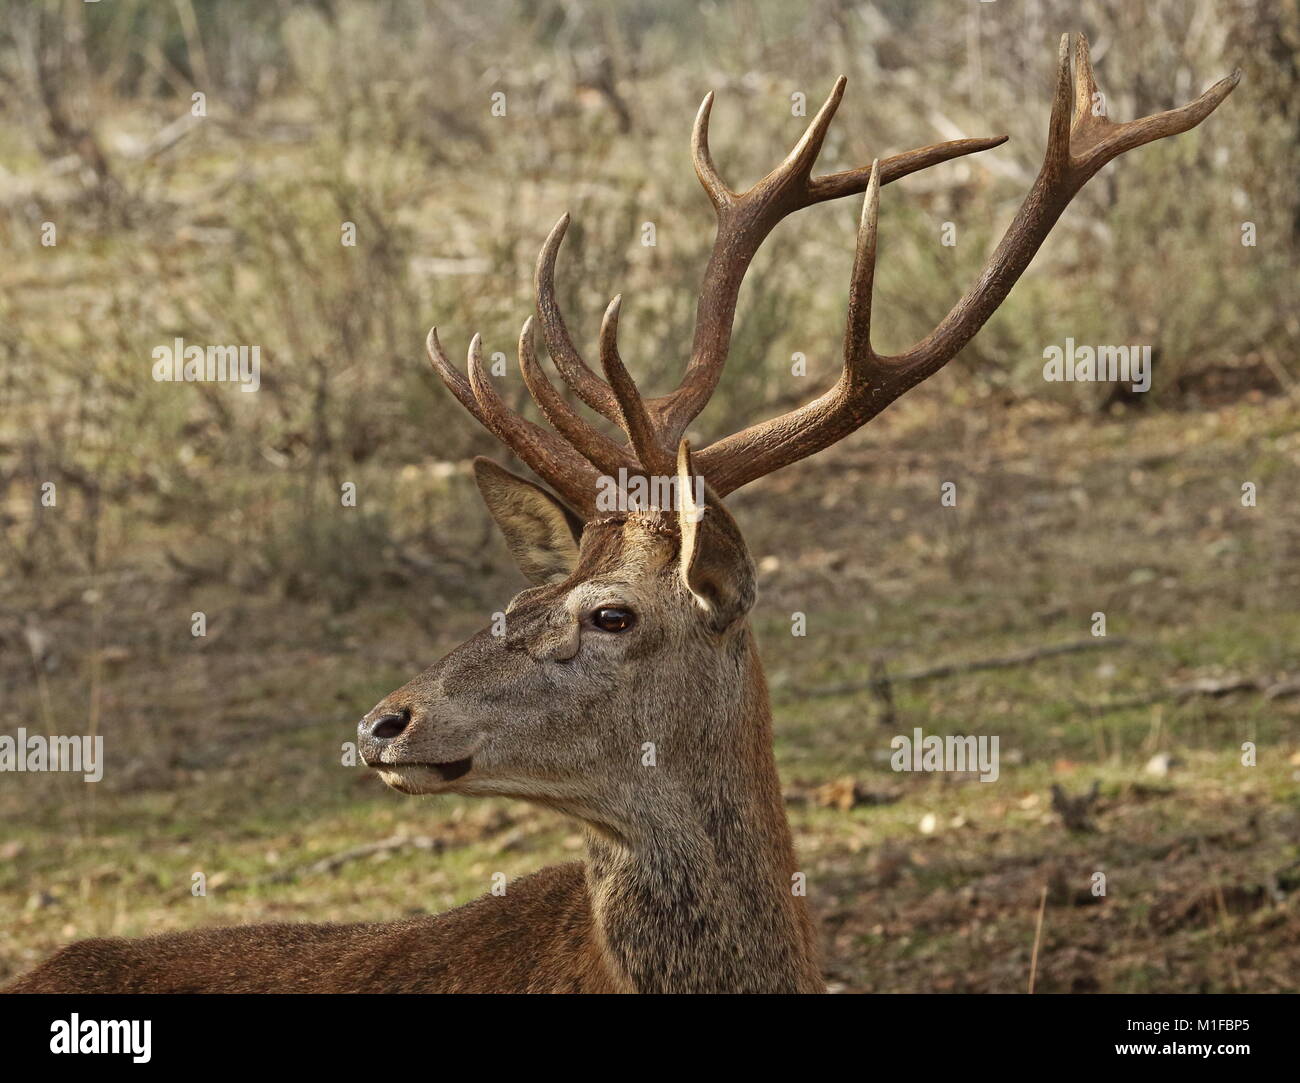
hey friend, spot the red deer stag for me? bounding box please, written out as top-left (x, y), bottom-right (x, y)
top-left (8, 35), bottom-right (1235, 993)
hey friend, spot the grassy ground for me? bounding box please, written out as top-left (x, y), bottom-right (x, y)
top-left (4, 390), bottom-right (1296, 992)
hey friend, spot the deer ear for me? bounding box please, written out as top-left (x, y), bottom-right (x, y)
top-left (676, 442), bottom-right (755, 630)
top-left (473, 458), bottom-right (583, 586)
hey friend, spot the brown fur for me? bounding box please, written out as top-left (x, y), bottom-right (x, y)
top-left (7, 865), bottom-right (614, 993)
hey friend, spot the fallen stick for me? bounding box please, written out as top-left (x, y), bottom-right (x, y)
top-left (793, 637), bottom-right (1132, 699)
top-left (1028, 884), bottom-right (1049, 995)
top-left (1078, 673), bottom-right (1298, 715)
top-left (174, 836), bottom-right (447, 899)
top-left (257, 835), bottom-right (445, 885)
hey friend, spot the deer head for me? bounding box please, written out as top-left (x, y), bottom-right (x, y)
top-left (356, 34), bottom-right (1235, 959)
top-left (356, 445), bottom-right (764, 828)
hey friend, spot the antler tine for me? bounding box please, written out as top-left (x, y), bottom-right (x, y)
top-left (691, 91), bottom-right (733, 210)
top-left (780, 76), bottom-right (848, 184)
top-left (441, 331), bottom-right (600, 515)
top-left (803, 134), bottom-right (1009, 206)
top-left (516, 316), bottom-right (634, 478)
top-left (598, 297), bottom-right (675, 477)
top-left (533, 215), bottom-right (623, 425)
top-left (1072, 31), bottom-right (1101, 125)
top-left (427, 326), bottom-right (486, 423)
top-left (696, 33), bottom-right (1238, 496)
top-left (650, 78), bottom-right (1008, 446)
top-left (1045, 30), bottom-right (1075, 177)
top-left (844, 160), bottom-right (881, 384)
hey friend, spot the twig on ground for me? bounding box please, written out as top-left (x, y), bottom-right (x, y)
top-left (259, 836), bottom-right (445, 884)
top-left (1028, 884), bottom-right (1048, 994)
top-left (178, 835), bottom-right (446, 899)
top-left (1079, 673), bottom-right (1299, 715)
top-left (793, 638), bottom-right (1132, 699)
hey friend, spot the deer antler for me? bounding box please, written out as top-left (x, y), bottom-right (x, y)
top-left (658, 80), bottom-right (1007, 450)
top-left (429, 33), bottom-right (1237, 514)
top-left (427, 327), bottom-right (607, 514)
top-left (533, 215), bottom-right (624, 426)
top-left (526, 83), bottom-right (1008, 457)
top-left (695, 34), bottom-right (1240, 494)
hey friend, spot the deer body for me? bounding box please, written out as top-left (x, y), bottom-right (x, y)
top-left (7, 864), bottom-right (609, 993)
top-left (6, 34), bottom-right (1235, 995)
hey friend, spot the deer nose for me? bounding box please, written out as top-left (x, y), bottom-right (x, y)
top-left (369, 708), bottom-right (411, 741)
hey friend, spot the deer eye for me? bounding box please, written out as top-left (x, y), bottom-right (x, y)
top-left (590, 606), bottom-right (636, 633)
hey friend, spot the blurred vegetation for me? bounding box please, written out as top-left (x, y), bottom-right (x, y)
top-left (1, 0), bottom-right (1296, 593)
top-left (1, 0), bottom-right (1297, 992)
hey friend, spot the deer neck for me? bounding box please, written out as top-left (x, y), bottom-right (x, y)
top-left (582, 633), bottom-right (822, 993)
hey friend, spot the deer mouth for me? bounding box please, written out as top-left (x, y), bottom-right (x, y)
top-left (373, 757), bottom-right (473, 783)
top-left (427, 757), bottom-right (473, 781)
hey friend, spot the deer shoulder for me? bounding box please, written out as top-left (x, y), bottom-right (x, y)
top-left (5, 863), bottom-right (617, 993)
